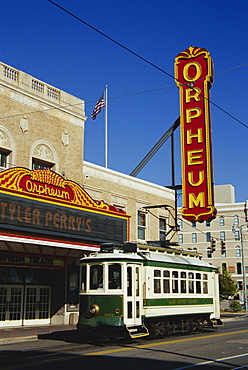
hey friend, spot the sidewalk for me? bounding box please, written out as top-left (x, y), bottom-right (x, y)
top-left (0, 324), bottom-right (77, 344)
top-left (220, 310), bottom-right (248, 322)
top-left (0, 313), bottom-right (247, 345)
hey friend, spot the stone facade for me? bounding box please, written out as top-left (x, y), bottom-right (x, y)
top-left (0, 62), bottom-right (86, 184)
top-left (0, 61), bottom-right (177, 245)
top-left (83, 161), bottom-right (176, 243)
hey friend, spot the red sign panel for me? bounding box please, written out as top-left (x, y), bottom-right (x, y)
top-left (175, 46), bottom-right (216, 222)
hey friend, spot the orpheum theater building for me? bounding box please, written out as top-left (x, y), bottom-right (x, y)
top-left (0, 62), bottom-right (175, 327)
top-left (0, 167), bottom-right (130, 327)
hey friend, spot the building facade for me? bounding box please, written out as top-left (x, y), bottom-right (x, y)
top-left (177, 184), bottom-right (248, 295)
top-left (0, 62), bottom-right (176, 328)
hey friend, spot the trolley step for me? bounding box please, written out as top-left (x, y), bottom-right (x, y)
top-left (126, 324), bottom-right (149, 338)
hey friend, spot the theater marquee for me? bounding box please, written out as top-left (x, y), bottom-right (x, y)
top-left (0, 168), bottom-right (130, 244)
top-left (175, 46), bottom-right (217, 223)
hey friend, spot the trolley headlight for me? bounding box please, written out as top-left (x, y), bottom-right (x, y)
top-left (89, 304), bottom-right (100, 316)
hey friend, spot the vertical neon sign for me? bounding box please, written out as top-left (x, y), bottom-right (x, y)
top-left (175, 46), bottom-right (216, 222)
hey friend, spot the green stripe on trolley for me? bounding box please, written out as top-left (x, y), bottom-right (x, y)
top-left (144, 297), bottom-right (213, 306)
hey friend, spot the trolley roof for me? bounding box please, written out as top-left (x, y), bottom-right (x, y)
top-left (80, 242), bottom-right (217, 271)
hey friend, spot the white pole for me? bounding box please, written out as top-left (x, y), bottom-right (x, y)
top-left (105, 85), bottom-right (108, 168)
top-left (240, 226), bottom-right (248, 312)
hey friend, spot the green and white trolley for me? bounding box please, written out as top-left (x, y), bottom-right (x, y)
top-left (77, 242), bottom-right (222, 339)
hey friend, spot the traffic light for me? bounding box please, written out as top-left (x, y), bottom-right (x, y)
top-left (210, 238), bottom-right (216, 253)
top-left (220, 241), bottom-right (226, 254)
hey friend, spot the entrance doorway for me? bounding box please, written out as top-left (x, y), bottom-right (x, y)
top-left (0, 285), bottom-right (51, 327)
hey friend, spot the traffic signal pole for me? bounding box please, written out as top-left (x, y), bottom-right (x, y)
top-left (240, 226), bottom-right (248, 312)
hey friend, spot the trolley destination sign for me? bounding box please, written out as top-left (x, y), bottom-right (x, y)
top-left (175, 46), bottom-right (216, 222)
top-left (0, 168), bottom-right (130, 244)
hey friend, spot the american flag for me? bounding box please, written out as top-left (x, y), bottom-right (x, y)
top-left (91, 92), bottom-right (105, 120)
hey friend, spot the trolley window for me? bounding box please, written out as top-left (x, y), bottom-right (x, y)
top-left (188, 272), bottom-right (194, 293)
top-left (108, 264), bottom-right (122, 289)
top-left (196, 273), bottom-right (201, 294)
top-left (172, 271), bottom-right (178, 293)
top-left (154, 270), bottom-right (161, 293)
top-left (127, 266), bottom-right (132, 296)
top-left (81, 265), bottom-right (86, 291)
top-left (135, 267), bottom-right (140, 296)
top-left (180, 271), bottom-right (187, 293)
top-left (90, 264), bottom-right (103, 290)
top-left (203, 274), bottom-right (208, 294)
top-left (163, 270), bottom-right (170, 293)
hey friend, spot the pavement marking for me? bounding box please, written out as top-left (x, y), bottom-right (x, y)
top-left (83, 329), bottom-right (248, 356)
top-left (2, 329), bottom-right (248, 369)
top-left (174, 352), bottom-right (248, 369)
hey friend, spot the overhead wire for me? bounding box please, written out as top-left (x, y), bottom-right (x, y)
top-left (48, 0), bottom-right (248, 130)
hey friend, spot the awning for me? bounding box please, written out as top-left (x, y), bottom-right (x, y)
top-left (0, 232), bottom-right (100, 252)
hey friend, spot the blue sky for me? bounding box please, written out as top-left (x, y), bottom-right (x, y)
top-left (1, 0), bottom-right (248, 205)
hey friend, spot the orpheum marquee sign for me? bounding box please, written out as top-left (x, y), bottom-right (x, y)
top-left (0, 168), bottom-right (130, 244)
top-left (175, 46), bottom-right (217, 222)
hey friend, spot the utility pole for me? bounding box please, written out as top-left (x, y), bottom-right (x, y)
top-left (233, 225), bottom-right (247, 312)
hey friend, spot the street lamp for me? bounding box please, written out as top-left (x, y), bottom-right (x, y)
top-left (232, 224), bottom-right (247, 312)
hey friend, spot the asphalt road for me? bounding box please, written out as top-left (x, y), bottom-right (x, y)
top-left (1, 319), bottom-right (248, 369)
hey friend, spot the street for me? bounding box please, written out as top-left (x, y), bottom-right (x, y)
top-left (1, 318), bottom-right (248, 369)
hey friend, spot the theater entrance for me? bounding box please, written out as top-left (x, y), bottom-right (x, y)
top-left (0, 265), bottom-right (60, 327)
top-left (0, 284), bottom-right (51, 327)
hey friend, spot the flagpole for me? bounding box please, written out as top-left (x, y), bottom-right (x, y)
top-left (105, 85), bottom-right (108, 168)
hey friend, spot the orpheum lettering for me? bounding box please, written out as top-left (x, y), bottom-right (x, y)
top-left (25, 180), bottom-right (70, 200)
top-left (175, 46), bottom-right (216, 222)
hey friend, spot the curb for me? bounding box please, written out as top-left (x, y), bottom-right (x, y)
top-left (0, 336), bottom-right (38, 345)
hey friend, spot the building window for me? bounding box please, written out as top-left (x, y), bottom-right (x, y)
top-left (206, 232), bottom-right (211, 242)
top-left (159, 217), bottom-right (166, 241)
top-left (207, 247), bottom-right (212, 258)
top-left (222, 263), bottom-right (227, 273)
top-left (237, 262), bottom-right (242, 275)
top-left (235, 246), bottom-right (241, 258)
top-left (234, 231), bottom-right (240, 241)
top-left (32, 159), bottom-right (54, 170)
top-left (206, 221), bottom-right (210, 227)
top-left (219, 216), bottom-right (225, 226)
top-left (31, 141), bottom-right (57, 171)
top-left (0, 150), bottom-right (11, 169)
top-left (192, 221), bottom-right (196, 228)
top-left (138, 211), bottom-right (146, 240)
top-left (178, 234), bottom-right (183, 244)
top-left (177, 219), bottom-right (183, 230)
top-left (233, 215), bottom-right (239, 226)
top-left (220, 231), bottom-right (225, 241)
top-left (192, 233), bottom-right (197, 243)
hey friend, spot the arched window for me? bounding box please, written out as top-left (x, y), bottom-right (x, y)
top-left (31, 140), bottom-right (57, 171)
top-left (0, 125), bottom-right (15, 170)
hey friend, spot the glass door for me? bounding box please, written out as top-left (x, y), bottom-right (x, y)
top-left (23, 286), bottom-right (51, 325)
top-left (0, 285), bottom-right (23, 327)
